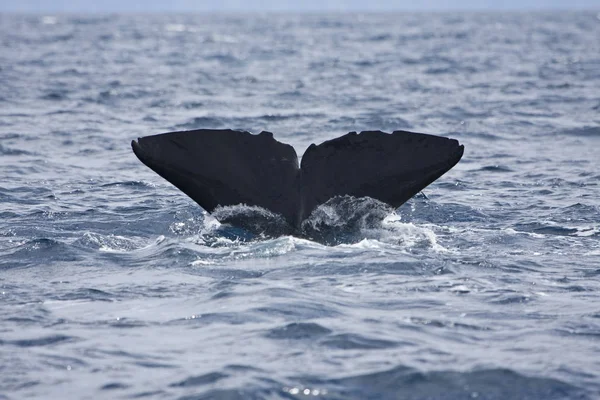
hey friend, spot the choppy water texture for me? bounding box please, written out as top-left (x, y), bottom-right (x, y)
top-left (1, 11), bottom-right (600, 399)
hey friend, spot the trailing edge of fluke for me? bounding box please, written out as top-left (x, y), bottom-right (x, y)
top-left (131, 129), bottom-right (464, 229)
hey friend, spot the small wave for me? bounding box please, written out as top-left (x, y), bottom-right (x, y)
top-left (1, 334), bottom-right (75, 348)
top-left (212, 204), bottom-right (293, 238)
top-left (130, 361), bottom-right (176, 369)
top-left (51, 288), bottom-right (115, 302)
top-left (295, 366), bottom-right (587, 399)
top-left (49, 68), bottom-right (86, 78)
top-left (205, 53), bottom-right (243, 65)
top-left (181, 101), bottom-right (205, 109)
top-left (0, 132), bottom-right (23, 140)
top-left (190, 235), bottom-right (302, 264)
top-left (354, 115), bottom-right (412, 131)
top-left (265, 322), bottom-right (332, 340)
top-left (74, 232), bottom-right (142, 253)
top-left (476, 165), bottom-right (514, 173)
top-left (12, 238), bottom-right (63, 251)
top-left (489, 293), bottom-right (533, 305)
top-left (174, 116), bottom-right (226, 130)
top-left (558, 126), bottom-right (600, 137)
top-left (108, 318), bottom-right (149, 328)
top-left (67, 15), bottom-right (112, 25)
top-left (320, 333), bottom-right (399, 350)
top-left (170, 216), bottom-right (206, 236)
top-left (353, 59), bottom-right (380, 67)
top-left (447, 131), bottom-right (502, 141)
top-left (171, 311), bottom-right (264, 326)
top-left (514, 222), bottom-right (580, 237)
top-left (301, 196), bottom-right (394, 245)
top-left (40, 91), bottom-right (69, 101)
top-left (100, 181), bottom-right (151, 188)
top-left (368, 217), bottom-right (447, 251)
top-left (572, 227), bottom-right (600, 237)
top-left (367, 33), bottom-right (393, 41)
top-left (252, 301), bottom-right (342, 320)
top-left (45, 110), bottom-right (80, 117)
top-left (202, 33), bottom-right (239, 43)
top-left (398, 198), bottom-right (487, 224)
top-left (257, 112), bottom-right (326, 122)
top-left (0, 144), bottom-right (33, 156)
top-left (100, 382), bottom-right (129, 391)
top-left (169, 372), bottom-right (228, 388)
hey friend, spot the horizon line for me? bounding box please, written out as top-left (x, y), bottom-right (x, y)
top-left (2, 7), bottom-right (599, 13)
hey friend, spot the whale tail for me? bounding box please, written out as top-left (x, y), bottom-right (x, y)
top-left (131, 129), bottom-right (464, 229)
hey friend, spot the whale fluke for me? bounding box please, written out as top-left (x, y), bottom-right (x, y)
top-left (131, 129), bottom-right (464, 229)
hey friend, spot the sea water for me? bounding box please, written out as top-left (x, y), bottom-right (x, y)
top-left (1, 12), bottom-right (600, 399)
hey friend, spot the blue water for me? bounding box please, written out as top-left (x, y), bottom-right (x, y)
top-left (1, 11), bottom-right (600, 399)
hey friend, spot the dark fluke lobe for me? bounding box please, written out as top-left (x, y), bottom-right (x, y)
top-left (131, 129), bottom-right (464, 229)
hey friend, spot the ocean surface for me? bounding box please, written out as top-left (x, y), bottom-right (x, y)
top-left (1, 11), bottom-right (600, 399)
